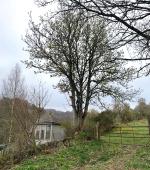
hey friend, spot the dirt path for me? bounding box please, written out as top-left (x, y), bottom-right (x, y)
top-left (76, 145), bottom-right (139, 170)
top-left (100, 146), bottom-right (138, 170)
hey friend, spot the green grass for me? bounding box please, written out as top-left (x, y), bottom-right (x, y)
top-left (101, 119), bottom-right (150, 145)
top-left (13, 119), bottom-right (150, 170)
top-left (12, 141), bottom-right (106, 170)
top-left (13, 140), bottom-right (122, 170)
top-left (127, 145), bottom-right (150, 170)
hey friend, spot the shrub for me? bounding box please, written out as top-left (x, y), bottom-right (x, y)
top-left (76, 130), bottom-right (95, 141)
top-left (119, 107), bottom-right (135, 123)
top-left (62, 121), bottom-right (75, 138)
top-left (93, 110), bottom-right (116, 135)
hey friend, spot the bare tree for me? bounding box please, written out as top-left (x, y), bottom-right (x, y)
top-left (12, 82), bottom-right (50, 150)
top-left (134, 98), bottom-right (150, 134)
top-left (2, 64), bottom-right (36, 149)
top-left (2, 64), bottom-right (26, 143)
top-left (24, 10), bottom-right (137, 130)
top-left (36, 0), bottom-right (150, 75)
top-left (2, 64), bottom-right (50, 151)
top-left (28, 81), bottom-right (50, 142)
top-left (29, 81), bottom-right (49, 110)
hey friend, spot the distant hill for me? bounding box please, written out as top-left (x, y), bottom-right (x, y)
top-left (45, 109), bottom-right (74, 124)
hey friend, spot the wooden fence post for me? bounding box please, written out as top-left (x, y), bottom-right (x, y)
top-left (132, 126), bottom-right (135, 144)
top-left (120, 127), bottom-right (122, 145)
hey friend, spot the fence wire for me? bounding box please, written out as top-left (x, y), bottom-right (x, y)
top-left (101, 125), bottom-right (150, 146)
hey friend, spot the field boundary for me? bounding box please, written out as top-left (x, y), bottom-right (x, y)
top-left (101, 125), bottom-right (150, 146)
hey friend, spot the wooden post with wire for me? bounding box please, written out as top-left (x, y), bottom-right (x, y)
top-left (120, 127), bottom-right (122, 145)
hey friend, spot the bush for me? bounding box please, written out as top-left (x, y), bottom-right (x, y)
top-left (93, 110), bottom-right (116, 135)
top-left (62, 121), bottom-right (75, 138)
top-left (119, 108), bottom-right (135, 123)
top-left (76, 130), bottom-right (95, 141)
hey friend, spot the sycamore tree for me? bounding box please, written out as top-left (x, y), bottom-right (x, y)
top-left (24, 10), bottom-right (136, 130)
top-left (36, 0), bottom-right (150, 75)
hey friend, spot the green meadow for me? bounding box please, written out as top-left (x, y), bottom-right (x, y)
top-left (13, 120), bottom-right (150, 170)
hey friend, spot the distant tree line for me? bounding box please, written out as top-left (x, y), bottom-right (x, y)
top-left (83, 98), bottom-right (150, 139)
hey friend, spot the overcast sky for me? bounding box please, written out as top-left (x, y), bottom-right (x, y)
top-left (0, 0), bottom-right (69, 111)
top-left (0, 0), bottom-right (150, 111)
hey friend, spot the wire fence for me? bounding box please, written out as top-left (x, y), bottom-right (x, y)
top-left (101, 125), bottom-right (150, 146)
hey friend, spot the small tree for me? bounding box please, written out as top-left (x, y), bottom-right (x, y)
top-left (28, 81), bottom-right (50, 145)
top-left (2, 65), bottom-right (49, 150)
top-left (113, 101), bottom-right (135, 123)
top-left (134, 98), bottom-right (150, 134)
top-left (134, 98), bottom-right (147, 119)
top-left (24, 10), bottom-right (136, 131)
top-left (93, 110), bottom-right (116, 139)
top-left (120, 103), bottom-right (135, 123)
top-left (2, 64), bottom-right (26, 144)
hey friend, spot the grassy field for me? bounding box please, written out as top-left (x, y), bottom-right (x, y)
top-left (12, 120), bottom-right (150, 170)
top-left (101, 119), bottom-right (150, 145)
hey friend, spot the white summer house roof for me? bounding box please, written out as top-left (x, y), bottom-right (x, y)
top-left (37, 112), bottom-right (61, 125)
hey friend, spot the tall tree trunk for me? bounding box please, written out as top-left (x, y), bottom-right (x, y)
top-left (74, 113), bottom-right (86, 132)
